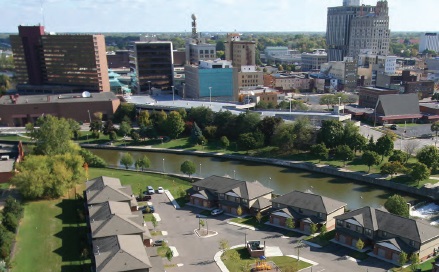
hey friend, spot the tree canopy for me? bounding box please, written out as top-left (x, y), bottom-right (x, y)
top-left (384, 194), bottom-right (409, 218)
top-left (180, 160), bottom-right (196, 177)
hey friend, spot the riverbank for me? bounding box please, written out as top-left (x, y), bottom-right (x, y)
top-left (82, 144), bottom-right (439, 200)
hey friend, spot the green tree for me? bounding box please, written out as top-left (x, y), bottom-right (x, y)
top-left (255, 211), bottom-right (263, 224)
top-left (285, 217), bottom-right (295, 229)
top-left (103, 120), bottom-right (116, 135)
top-left (164, 111), bottom-right (185, 139)
top-left (219, 136), bottom-right (230, 150)
top-left (319, 94), bottom-right (337, 110)
top-left (118, 121), bottom-right (132, 137)
top-left (388, 150), bottom-right (409, 164)
top-left (316, 120), bottom-right (344, 148)
top-left (366, 136), bottom-right (376, 151)
top-left (165, 248), bottom-right (174, 262)
top-left (362, 151), bottom-right (380, 173)
top-left (272, 123), bottom-right (296, 150)
top-left (109, 131), bottom-right (117, 141)
top-left (375, 135), bottom-right (394, 162)
top-left (380, 161), bottom-right (405, 178)
top-left (120, 153), bottom-right (134, 169)
top-left (135, 155), bottom-right (151, 171)
top-left (28, 115), bottom-right (76, 156)
top-left (79, 149), bottom-right (106, 168)
top-left (150, 110), bottom-right (168, 133)
top-left (188, 107), bottom-right (215, 129)
top-left (356, 239), bottom-right (364, 251)
top-left (416, 145), bottom-right (439, 170)
top-left (310, 223), bottom-right (318, 234)
top-left (334, 145), bottom-right (354, 166)
top-left (319, 225), bottom-right (327, 237)
top-left (237, 132), bottom-right (261, 150)
top-left (113, 103), bottom-right (136, 123)
top-left (384, 194), bottom-right (409, 218)
top-left (310, 143), bottom-right (329, 163)
top-left (180, 160), bottom-right (196, 177)
top-left (292, 117), bottom-right (314, 151)
top-left (257, 116), bottom-right (283, 145)
top-left (399, 251), bottom-right (408, 267)
top-left (410, 162), bottom-right (430, 186)
top-left (204, 126), bottom-right (218, 139)
top-left (409, 253), bottom-right (419, 272)
top-left (3, 197), bottom-right (23, 218)
top-left (138, 110), bottom-right (152, 127)
top-left (190, 122), bottom-right (203, 145)
top-left (151, 215), bottom-right (158, 229)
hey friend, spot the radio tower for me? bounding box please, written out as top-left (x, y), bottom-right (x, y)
top-left (40, 0), bottom-right (46, 27)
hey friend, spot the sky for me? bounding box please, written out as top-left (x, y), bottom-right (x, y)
top-left (1, 0), bottom-right (438, 33)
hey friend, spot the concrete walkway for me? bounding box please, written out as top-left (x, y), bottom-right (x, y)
top-left (227, 221), bottom-right (258, 231)
top-left (164, 189), bottom-right (180, 209)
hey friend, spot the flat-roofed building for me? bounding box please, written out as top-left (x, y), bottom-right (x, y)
top-left (10, 25), bottom-right (110, 94)
top-left (301, 51), bottom-right (328, 71)
top-left (130, 41), bottom-right (174, 93)
top-left (238, 66), bottom-right (263, 89)
top-left (224, 33), bottom-right (256, 70)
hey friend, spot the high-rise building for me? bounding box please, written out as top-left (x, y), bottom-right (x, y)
top-left (10, 25), bottom-right (110, 93)
top-left (347, 1), bottom-right (390, 59)
top-left (185, 14), bottom-right (216, 64)
top-left (130, 41), bottom-right (174, 93)
top-left (419, 33), bottom-right (439, 53)
top-left (224, 33), bottom-right (256, 70)
top-left (326, 1), bottom-right (389, 62)
top-left (321, 57), bottom-right (358, 91)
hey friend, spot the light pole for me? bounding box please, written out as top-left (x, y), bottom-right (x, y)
top-left (182, 83), bottom-right (185, 99)
top-left (209, 87), bottom-right (212, 104)
top-left (269, 177), bottom-right (272, 188)
top-left (148, 81), bottom-right (151, 95)
top-left (289, 99), bottom-right (292, 113)
top-left (338, 97), bottom-right (341, 116)
top-left (172, 85), bottom-right (175, 104)
top-left (87, 110), bottom-right (91, 124)
top-left (199, 163), bottom-right (202, 177)
top-left (162, 158), bottom-right (165, 174)
top-left (233, 170), bottom-right (236, 179)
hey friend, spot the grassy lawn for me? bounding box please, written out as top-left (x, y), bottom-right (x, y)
top-left (391, 256), bottom-right (438, 272)
top-left (305, 230), bottom-right (335, 247)
top-left (143, 213), bottom-right (155, 222)
top-left (157, 245), bottom-right (171, 257)
top-left (88, 167), bottom-right (191, 207)
top-left (230, 215), bottom-right (268, 229)
top-left (12, 190), bottom-right (90, 272)
top-left (222, 247), bottom-right (312, 272)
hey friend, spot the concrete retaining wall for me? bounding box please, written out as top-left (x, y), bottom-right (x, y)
top-left (83, 144), bottom-right (439, 200)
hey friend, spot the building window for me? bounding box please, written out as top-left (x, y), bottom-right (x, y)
top-left (219, 193), bottom-right (224, 199)
top-left (382, 231), bottom-right (387, 237)
top-left (346, 223), bottom-right (351, 229)
top-left (337, 220), bottom-right (343, 226)
top-left (410, 240), bottom-right (415, 246)
top-left (365, 228), bottom-right (372, 236)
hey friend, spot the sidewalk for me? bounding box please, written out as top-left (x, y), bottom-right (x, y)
top-left (164, 190), bottom-right (180, 209)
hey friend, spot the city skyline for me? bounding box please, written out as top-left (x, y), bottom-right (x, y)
top-left (1, 0), bottom-right (438, 33)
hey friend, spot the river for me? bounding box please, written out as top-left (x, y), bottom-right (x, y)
top-left (88, 148), bottom-right (421, 210)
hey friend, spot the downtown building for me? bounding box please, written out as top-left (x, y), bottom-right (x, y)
top-left (130, 41), bottom-right (174, 93)
top-left (326, 0), bottom-right (390, 61)
top-left (10, 25), bottom-right (109, 94)
top-left (419, 33), bottom-right (439, 53)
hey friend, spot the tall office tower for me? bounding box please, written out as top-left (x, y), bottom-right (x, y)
top-left (348, 1), bottom-right (390, 59)
top-left (419, 33), bottom-right (439, 53)
top-left (130, 42), bottom-right (174, 93)
top-left (326, 1), bottom-right (389, 61)
top-left (224, 33), bottom-right (256, 70)
top-left (10, 25), bottom-right (109, 93)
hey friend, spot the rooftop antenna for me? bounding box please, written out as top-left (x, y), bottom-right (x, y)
top-left (40, 0), bottom-right (46, 27)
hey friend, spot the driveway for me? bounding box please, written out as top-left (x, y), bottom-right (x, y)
top-left (151, 193), bottom-right (394, 272)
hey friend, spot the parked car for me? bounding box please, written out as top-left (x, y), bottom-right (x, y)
top-left (153, 239), bottom-right (168, 247)
top-left (140, 205), bottom-right (155, 214)
top-left (147, 186), bottom-right (155, 195)
top-left (157, 187), bottom-right (164, 194)
top-left (390, 124), bottom-right (397, 130)
top-left (211, 209), bottom-right (224, 216)
top-left (136, 194), bottom-right (152, 201)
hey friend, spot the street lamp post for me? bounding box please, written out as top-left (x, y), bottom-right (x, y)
top-left (182, 83), bottom-right (185, 99)
top-left (209, 87), bottom-right (212, 104)
top-left (172, 86), bottom-right (175, 104)
top-left (289, 99), bottom-right (292, 113)
top-left (162, 158), bottom-right (165, 174)
top-left (199, 163), bottom-right (202, 177)
top-left (269, 177), bottom-right (272, 188)
top-left (148, 81), bottom-right (151, 95)
top-left (338, 97), bottom-right (341, 116)
top-left (87, 110), bottom-right (91, 124)
top-left (233, 170), bottom-right (236, 179)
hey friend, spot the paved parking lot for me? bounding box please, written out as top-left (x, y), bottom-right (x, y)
top-left (149, 193), bottom-right (394, 272)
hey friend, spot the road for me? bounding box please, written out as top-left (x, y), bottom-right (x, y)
top-left (151, 193), bottom-right (394, 272)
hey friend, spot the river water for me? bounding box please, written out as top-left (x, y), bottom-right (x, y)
top-left (88, 148), bottom-right (421, 210)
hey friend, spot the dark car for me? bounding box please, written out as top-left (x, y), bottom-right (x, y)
top-left (136, 194), bottom-right (152, 201)
top-left (390, 124), bottom-right (397, 130)
top-left (140, 205), bottom-right (155, 214)
top-left (153, 239), bottom-right (168, 247)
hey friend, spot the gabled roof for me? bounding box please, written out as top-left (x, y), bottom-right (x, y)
top-left (86, 176), bottom-right (122, 191)
top-left (251, 197), bottom-right (272, 210)
top-left (335, 206), bottom-right (439, 243)
top-left (93, 235), bottom-right (152, 272)
top-left (192, 176), bottom-right (273, 200)
top-left (90, 214), bottom-right (147, 239)
top-left (271, 191), bottom-right (347, 214)
top-left (88, 201), bottom-right (132, 220)
top-left (377, 93), bottom-right (420, 116)
top-left (85, 176), bottom-right (137, 206)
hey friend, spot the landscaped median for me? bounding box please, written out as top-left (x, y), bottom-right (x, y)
top-left (220, 247), bottom-right (313, 272)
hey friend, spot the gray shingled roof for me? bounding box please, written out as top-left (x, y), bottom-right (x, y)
top-left (192, 176), bottom-right (273, 200)
top-left (335, 206), bottom-right (439, 243)
top-left (86, 176), bottom-right (121, 191)
top-left (93, 235), bottom-right (152, 272)
top-left (88, 201), bottom-right (132, 219)
top-left (85, 176), bottom-right (137, 206)
top-left (251, 197), bottom-right (272, 210)
top-left (271, 191), bottom-right (347, 214)
top-left (377, 94), bottom-right (420, 116)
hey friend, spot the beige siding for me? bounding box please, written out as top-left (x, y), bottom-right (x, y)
top-left (419, 237), bottom-right (439, 260)
top-left (326, 207), bottom-right (346, 229)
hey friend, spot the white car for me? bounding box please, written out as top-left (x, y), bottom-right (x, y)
top-left (157, 187), bottom-right (164, 194)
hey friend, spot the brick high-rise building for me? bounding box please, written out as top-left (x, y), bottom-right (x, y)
top-left (224, 33), bottom-right (256, 70)
top-left (10, 25), bottom-right (110, 93)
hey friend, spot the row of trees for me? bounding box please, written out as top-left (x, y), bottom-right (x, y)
top-left (0, 197), bottom-right (24, 266)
